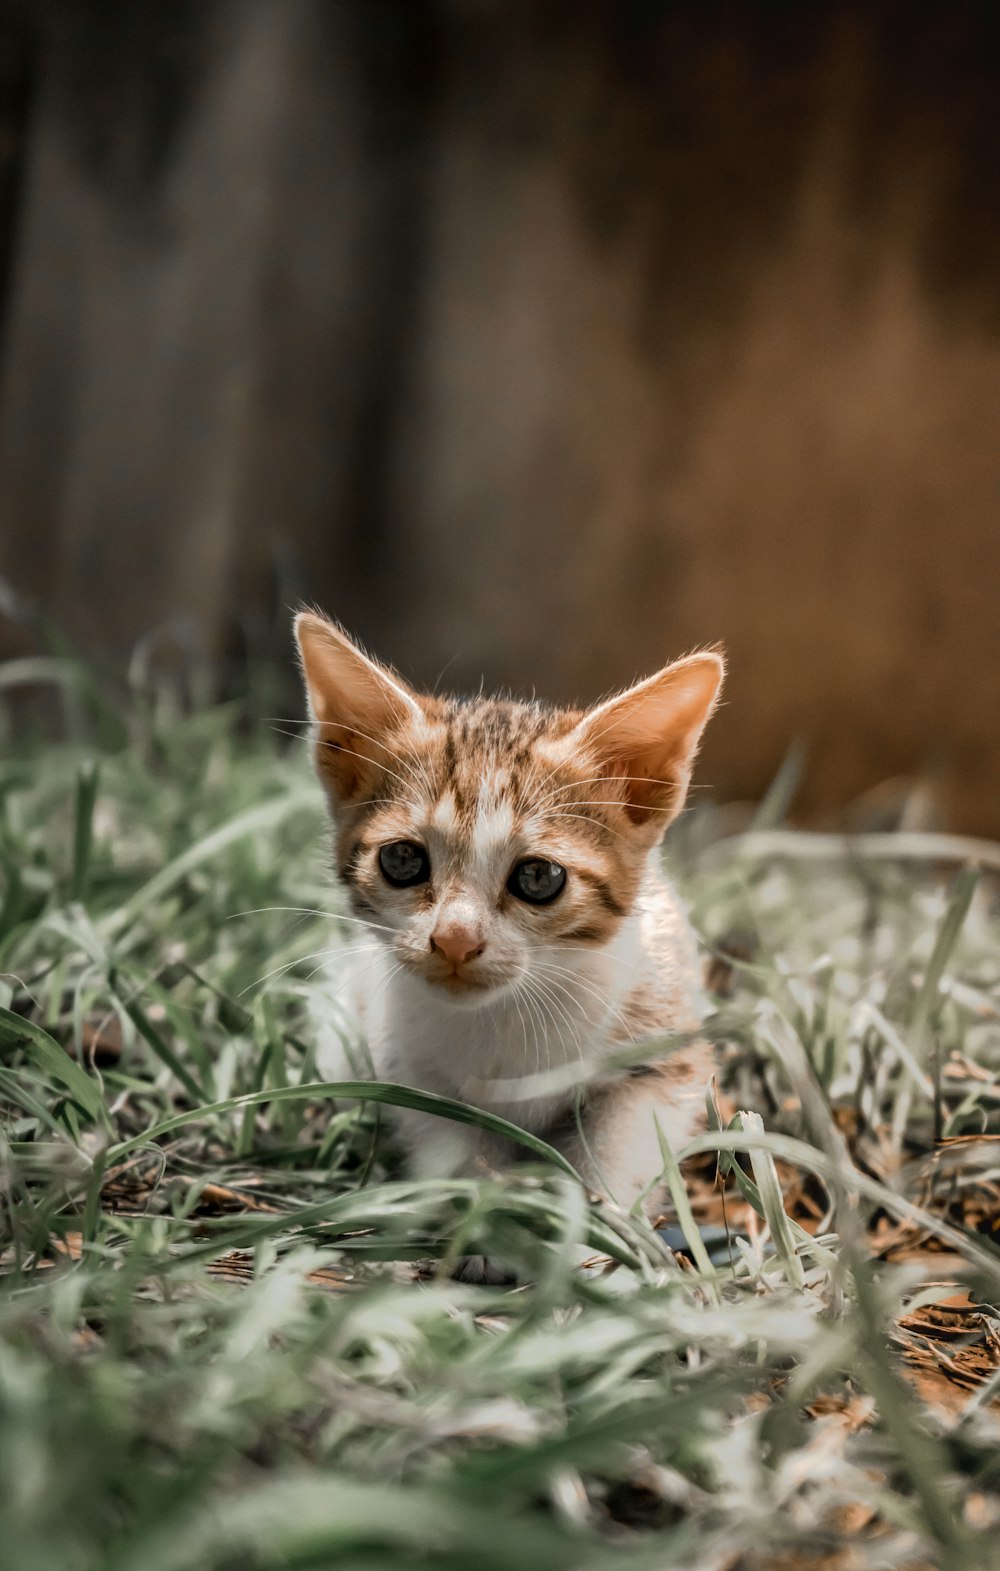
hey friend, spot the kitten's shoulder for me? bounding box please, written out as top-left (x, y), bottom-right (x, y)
top-left (618, 855), bottom-right (704, 1043)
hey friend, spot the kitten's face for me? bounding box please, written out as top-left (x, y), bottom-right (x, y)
top-left (317, 699), bottom-right (648, 1004)
top-left (295, 615), bottom-right (723, 1007)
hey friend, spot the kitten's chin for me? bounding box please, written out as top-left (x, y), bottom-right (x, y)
top-left (414, 967), bottom-right (519, 1008)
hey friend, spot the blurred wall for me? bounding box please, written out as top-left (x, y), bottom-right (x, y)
top-left (0, 1), bottom-right (998, 830)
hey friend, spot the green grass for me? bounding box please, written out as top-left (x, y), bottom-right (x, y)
top-left (2, 671), bottom-right (1000, 1570)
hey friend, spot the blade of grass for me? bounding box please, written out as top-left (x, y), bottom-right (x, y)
top-left (652, 1113), bottom-right (719, 1295)
top-left (141, 979), bottom-right (215, 1090)
top-left (681, 1124), bottom-right (1000, 1288)
top-left (738, 1110), bottom-right (806, 1289)
top-left (909, 865), bottom-right (980, 1141)
top-left (0, 1066), bottom-right (91, 1142)
top-left (0, 1005), bottom-right (109, 1127)
top-left (0, 854), bottom-right (25, 941)
top-left (103, 789), bottom-right (318, 940)
top-left (114, 990), bottom-right (207, 1104)
top-left (706, 1091), bottom-right (839, 1273)
top-left (747, 738), bottom-right (805, 830)
top-left (851, 1252), bottom-right (976, 1564)
top-left (112, 1470), bottom-right (670, 1571)
top-left (70, 760), bottom-right (100, 901)
top-left (106, 1080), bottom-right (582, 1177)
top-left (183, 1181), bottom-right (643, 1271)
top-left (703, 828), bottom-right (1000, 875)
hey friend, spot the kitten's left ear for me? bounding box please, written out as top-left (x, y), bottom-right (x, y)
top-left (574, 649), bottom-right (724, 833)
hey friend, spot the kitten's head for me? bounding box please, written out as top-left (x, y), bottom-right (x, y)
top-left (295, 612), bottom-right (723, 1005)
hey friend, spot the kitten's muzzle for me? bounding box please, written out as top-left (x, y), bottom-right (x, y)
top-left (422, 953), bottom-right (496, 996)
top-left (421, 899), bottom-right (494, 993)
top-left (411, 944), bottom-right (520, 1001)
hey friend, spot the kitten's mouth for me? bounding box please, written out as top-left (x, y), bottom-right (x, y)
top-left (395, 951), bottom-right (519, 1002)
top-left (425, 969), bottom-right (493, 995)
top-left (416, 961), bottom-right (509, 1001)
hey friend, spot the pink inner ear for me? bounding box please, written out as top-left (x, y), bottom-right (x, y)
top-left (601, 743), bottom-right (687, 826)
top-left (582, 654), bottom-right (723, 828)
top-left (296, 612), bottom-right (426, 804)
top-left (315, 720), bottom-right (389, 802)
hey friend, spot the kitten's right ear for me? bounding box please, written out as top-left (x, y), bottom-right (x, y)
top-left (294, 612), bottom-right (422, 802)
top-left (573, 648), bottom-right (724, 835)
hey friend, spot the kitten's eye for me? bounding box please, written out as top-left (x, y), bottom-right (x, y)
top-left (378, 841), bottom-right (430, 888)
top-left (507, 858), bottom-right (566, 905)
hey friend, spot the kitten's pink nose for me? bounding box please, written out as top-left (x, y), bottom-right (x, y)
top-left (430, 922), bottom-right (485, 967)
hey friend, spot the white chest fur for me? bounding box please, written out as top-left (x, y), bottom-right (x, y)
top-left (368, 912), bottom-right (643, 1129)
top-left (315, 857), bottom-right (702, 1145)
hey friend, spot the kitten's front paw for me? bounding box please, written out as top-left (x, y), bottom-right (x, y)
top-left (451, 1254), bottom-right (518, 1286)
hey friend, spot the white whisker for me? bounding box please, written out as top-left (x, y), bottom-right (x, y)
top-left (525, 973), bottom-right (586, 1060)
top-left (298, 949), bottom-right (393, 1031)
top-left (537, 810), bottom-right (629, 842)
top-left (326, 913), bottom-right (397, 936)
top-left (303, 945), bottom-right (382, 984)
top-left (268, 716), bottom-right (434, 800)
top-left (241, 940), bottom-right (382, 996)
top-left (535, 961), bottom-right (639, 1050)
top-left (229, 904), bottom-right (398, 938)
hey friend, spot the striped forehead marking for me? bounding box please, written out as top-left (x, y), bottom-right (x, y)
top-left (375, 697), bottom-right (594, 836)
top-left (431, 790), bottom-right (459, 834)
top-left (471, 795), bottom-right (516, 865)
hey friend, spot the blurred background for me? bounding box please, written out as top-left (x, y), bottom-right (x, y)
top-left (0, 1), bottom-right (997, 830)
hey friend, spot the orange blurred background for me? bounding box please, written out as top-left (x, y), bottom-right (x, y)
top-left (0, 2), bottom-right (997, 829)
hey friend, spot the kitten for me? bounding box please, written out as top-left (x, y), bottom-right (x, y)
top-left (295, 611), bottom-right (723, 1242)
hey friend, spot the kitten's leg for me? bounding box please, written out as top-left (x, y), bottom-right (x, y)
top-left (388, 1111), bottom-right (524, 1284)
top-left (551, 1041), bottom-right (715, 1218)
top-left (391, 1108), bottom-right (517, 1182)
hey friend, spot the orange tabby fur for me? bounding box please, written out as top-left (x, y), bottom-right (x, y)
top-left (295, 610), bottom-right (723, 1254)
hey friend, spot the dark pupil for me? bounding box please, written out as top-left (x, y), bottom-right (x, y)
top-left (510, 859), bottom-right (566, 905)
top-left (379, 841), bottom-right (429, 887)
